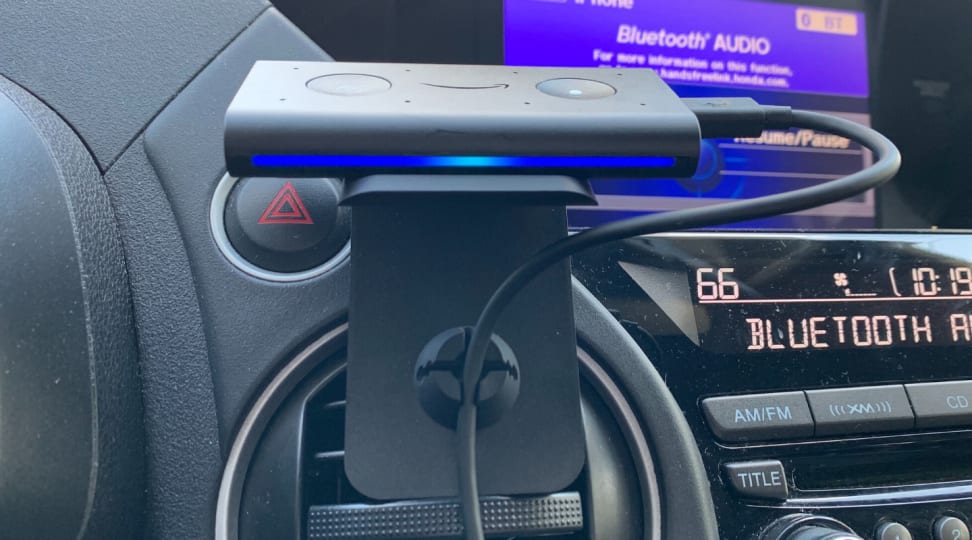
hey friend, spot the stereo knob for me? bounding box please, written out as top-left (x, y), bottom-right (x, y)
top-left (786, 526), bottom-right (864, 540)
top-left (762, 514), bottom-right (863, 540)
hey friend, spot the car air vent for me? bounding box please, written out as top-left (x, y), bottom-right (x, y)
top-left (302, 373), bottom-right (359, 507)
top-left (302, 372), bottom-right (587, 540)
top-left (231, 337), bottom-right (656, 540)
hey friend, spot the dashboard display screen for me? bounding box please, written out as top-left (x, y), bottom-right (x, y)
top-left (691, 251), bottom-right (972, 353)
top-left (504, 0), bottom-right (873, 229)
top-left (572, 233), bottom-right (972, 355)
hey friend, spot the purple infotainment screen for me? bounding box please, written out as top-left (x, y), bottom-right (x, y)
top-left (505, 0), bottom-right (874, 230)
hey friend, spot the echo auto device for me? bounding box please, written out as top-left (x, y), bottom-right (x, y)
top-left (224, 61), bottom-right (701, 179)
top-left (225, 61), bottom-right (704, 501)
top-left (222, 59), bottom-right (905, 540)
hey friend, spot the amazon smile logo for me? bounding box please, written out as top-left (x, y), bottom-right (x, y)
top-left (421, 83), bottom-right (510, 90)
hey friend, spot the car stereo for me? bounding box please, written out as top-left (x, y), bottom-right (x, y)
top-left (573, 231), bottom-right (972, 538)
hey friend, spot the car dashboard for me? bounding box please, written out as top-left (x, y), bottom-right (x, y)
top-left (1, 1), bottom-right (972, 540)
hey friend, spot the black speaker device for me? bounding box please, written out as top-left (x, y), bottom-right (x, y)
top-left (225, 61), bottom-right (703, 500)
top-left (224, 61), bottom-right (701, 179)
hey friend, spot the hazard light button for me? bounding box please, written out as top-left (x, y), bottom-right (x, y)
top-left (223, 177), bottom-right (350, 274)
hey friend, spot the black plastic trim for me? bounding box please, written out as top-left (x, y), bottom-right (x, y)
top-left (0, 75), bottom-right (145, 540)
top-left (573, 280), bottom-right (720, 540)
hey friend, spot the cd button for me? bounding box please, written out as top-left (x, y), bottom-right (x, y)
top-left (905, 381), bottom-right (972, 429)
top-left (701, 392), bottom-right (814, 442)
top-left (805, 385), bottom-right (914, 436)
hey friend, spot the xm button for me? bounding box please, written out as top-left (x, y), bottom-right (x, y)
top-left (806, 385), bottom-right (914, 436)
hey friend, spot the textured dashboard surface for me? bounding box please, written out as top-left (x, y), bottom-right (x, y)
top-left (0, 0), bottom-right (268, 169)
top-left (0, 75), bottom-right (144, 539)
top-left (143, 9), bottom-right (351, 449)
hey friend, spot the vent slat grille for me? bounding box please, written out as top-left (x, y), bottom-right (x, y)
top-left (321, 400), bottom-right (346, 411)
top-left (307, 493), bottom-right (584, 540)
top-left (313, 450), bottom-right (345, 462)
top-left (301, 371), bottom-right (586, 539)
top-left (303, 374), bottom-right (368, 507)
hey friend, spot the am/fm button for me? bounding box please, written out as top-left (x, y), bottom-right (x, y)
top-left (702, 392), bottom-right (814, 442)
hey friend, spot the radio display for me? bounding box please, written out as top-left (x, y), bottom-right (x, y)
top-left (573, 233), bottom-right (972, 354)
top-left (691, 258), bottom-right (972, 353)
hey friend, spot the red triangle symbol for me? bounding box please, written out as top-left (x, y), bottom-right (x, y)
top-left (258, 182), bottom-right (314, 225)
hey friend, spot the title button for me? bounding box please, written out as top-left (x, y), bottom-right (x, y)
top-left (806, 385), bottom-right (914, 436)
top-left (702, 392), bottom-right (814, 442)
top-left (724, 460), bottom-right (789, 500)
top-left (906, 381), bottom-right (972, 429)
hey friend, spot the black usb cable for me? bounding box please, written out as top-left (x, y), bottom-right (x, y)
top-left (456, 101), bottom-right (901, 540)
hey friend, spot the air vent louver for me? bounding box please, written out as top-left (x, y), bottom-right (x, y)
top-left (301, 372), bottom-right (589, 539)
top-left (234, 350), bottom-right (651, 540)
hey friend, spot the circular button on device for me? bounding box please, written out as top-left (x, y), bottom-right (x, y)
top-left (219, 176), bottom-right (350, 276)
top-left (307, 73), bottom-right (392, 96)
top-left (935, 517), bottom-right (971, 540)
top-left (876, 522), bottom-right (912, 540)
top-left (536, 78), bottom-right (617, 100)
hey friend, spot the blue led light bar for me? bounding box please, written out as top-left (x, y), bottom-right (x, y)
top-left (250, 154), bottom-right (678, 169)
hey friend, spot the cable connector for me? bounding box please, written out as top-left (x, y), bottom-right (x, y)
top-left (682, 97), bottom-right (794, 139)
